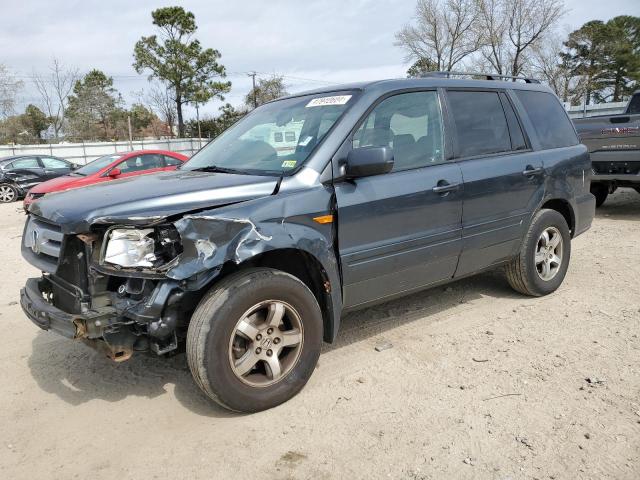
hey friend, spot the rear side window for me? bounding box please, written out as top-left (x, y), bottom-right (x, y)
top-left (626, 94), bottom-right (640, 114)
top-left (515, 90), bottom-right (578, 149)
top-left (447, 91), bottom-right (511, 158)
top-left (163, 155), bottom-right (182, 167)
top-left (10, 158), bottom-right (40, 169)
top-left (41, 157), bottom-right (68, 168)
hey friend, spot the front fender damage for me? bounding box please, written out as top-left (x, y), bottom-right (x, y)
top-left (168, 188), bottom-right (343, 341)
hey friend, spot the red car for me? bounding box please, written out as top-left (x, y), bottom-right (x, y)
top-left (24, 150), bottom-right (188, 211)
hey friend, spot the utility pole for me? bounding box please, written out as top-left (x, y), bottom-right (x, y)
top-left (127, 115), bottom-right (133, 150)
top-left (248, 72), bottom-right (258, 109)
top-left (195, 101), bottom-right (202, 149)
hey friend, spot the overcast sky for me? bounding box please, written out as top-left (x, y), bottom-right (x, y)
top-left (2, 0), bottom-right (639, 118)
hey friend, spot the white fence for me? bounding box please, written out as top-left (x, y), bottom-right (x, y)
top-left (565, 101), bottom-right (628, 119)
top-left (0, 101), bottom-right (633, 161)
top-left (0, 138), bottom-right (209, 165)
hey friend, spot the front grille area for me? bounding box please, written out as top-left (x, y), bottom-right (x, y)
top-left (23, 216), bottom-right (64, 273)
top-left (22, 215), bottom-right (92, 313)
top-left (592, 161), bottom-right (640, 176)
top-left (53, 235), bottom-right (91, 313)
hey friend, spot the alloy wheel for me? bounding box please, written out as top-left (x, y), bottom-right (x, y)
top-left (535, 226), bottom-right (563, 281)
top-left (0, 185), bottom-right (16, 203)
top-left (228, 300), bottom-right (304, 387)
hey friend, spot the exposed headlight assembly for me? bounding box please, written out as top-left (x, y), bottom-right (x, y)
top-left (102, 226), bottom-right (182, 269)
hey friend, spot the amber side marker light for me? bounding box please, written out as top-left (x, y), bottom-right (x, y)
top-left (313, 214), bottom-right (334, 224)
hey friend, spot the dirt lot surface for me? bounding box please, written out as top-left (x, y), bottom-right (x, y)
top-left (1, 189), bottom-right (639, 480)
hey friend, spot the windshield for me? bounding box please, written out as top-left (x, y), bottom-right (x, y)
top-left (74, 154), bottom-right (122, 175)
top-left (183, 91), bottom-right (357, 175)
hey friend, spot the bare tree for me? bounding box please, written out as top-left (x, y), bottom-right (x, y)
top-left (141, 82), bottom-right (177, 137)
top-left (0, 64), bottom-right (23, 118)
top-left (32, 58), bottom-right (78, 140)
top-left (395, 0), bottom-right (481, 71)
top-left (529, 33), bottom-right (579, 102)
top-left (476, 0), bottom-right (509, 74)
top-left (477, 0), bottom-right (566, 76)
top-left (507, 0), bottom-right (566, 75)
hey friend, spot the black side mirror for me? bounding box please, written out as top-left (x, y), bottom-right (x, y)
top-left (345, 146), bottom-right (394, 179)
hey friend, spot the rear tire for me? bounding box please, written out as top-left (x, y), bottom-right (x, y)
top-left (0, 184), bottom-right (17, 203)
top-left (186, 268), bottom-right (323, 413)
top-left (506, 209), bottom-right (571, 297)
top-left (591, 183), bottom-right (608, 208)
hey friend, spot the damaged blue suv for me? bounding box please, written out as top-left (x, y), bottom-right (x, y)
top-left (20, 73), bottom-right (595, 412)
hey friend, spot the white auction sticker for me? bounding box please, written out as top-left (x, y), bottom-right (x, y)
top-left (306, 95), bottom-right (352, 108)
top-left (298, 135), bottom-right (314, 146)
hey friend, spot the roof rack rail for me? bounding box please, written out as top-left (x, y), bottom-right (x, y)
top-left (420, 71), bottom-right (540, 84)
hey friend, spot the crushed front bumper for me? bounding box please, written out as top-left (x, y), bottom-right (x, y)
top-left (20, 275), bottom-right (186, 361)
top-left (19, 277), bottom-right (138, 360)
top-left (21, 277), bottom-right (96, 338)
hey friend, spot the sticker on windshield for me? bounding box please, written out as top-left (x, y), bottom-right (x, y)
top-left (298, 136), bottom-right (314, 146)
top-left (306, 95), bottom-right (352, 108)
top-left (281, 160), bottom-right (297, 168)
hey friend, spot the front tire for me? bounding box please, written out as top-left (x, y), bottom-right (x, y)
top-left (506, 209), bottom-right (571, 297)
top-left (0, 184), bottom-right (17, 203)
top-left (186, 268), bottom-right (323, 412)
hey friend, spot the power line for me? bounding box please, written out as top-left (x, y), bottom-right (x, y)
top-left (12, 70), bottom-right (341, 86)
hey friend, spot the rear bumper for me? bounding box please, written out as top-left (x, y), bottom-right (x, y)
top-left (592, 173), bottom-right (640, 184)
top-left (573, 193), bottom-right (596, 237)
top-left (591, 152), bottom-right (640, 184)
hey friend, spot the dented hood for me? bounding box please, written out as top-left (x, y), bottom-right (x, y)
top-left (29, 170), bottom-right (279, 233)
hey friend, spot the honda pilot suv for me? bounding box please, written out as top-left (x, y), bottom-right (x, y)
top-left (20, 74), bottom-right (595, 412)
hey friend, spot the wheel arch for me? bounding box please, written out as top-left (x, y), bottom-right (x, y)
top-left (217, 248), bottom-right (337, 343)
top-left (539, 198), bottom-right (575, 237)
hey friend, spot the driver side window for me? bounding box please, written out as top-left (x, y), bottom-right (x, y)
top-left (352, 91), bottom-right (445, 172)
top-left (118, 154), bottom-right (163, 173)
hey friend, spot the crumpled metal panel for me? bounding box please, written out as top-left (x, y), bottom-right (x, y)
top-left (169, 185), bottom-right (343, 341)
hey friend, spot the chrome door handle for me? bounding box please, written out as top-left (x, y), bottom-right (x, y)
top-left (432, 182), bottom-right (460, 194)
top-left (522, 166), bottom-right (544, 176)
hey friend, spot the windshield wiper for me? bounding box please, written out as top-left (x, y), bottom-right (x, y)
top-left (189, 165), bottom-right (247, 174)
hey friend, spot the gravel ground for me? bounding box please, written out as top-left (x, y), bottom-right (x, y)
top-left (1, 189), bottom-right (639, 480)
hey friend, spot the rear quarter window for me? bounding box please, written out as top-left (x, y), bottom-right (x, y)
top-left (515, 90), bottom-right (578, 150)
top-left (447, 90), bottom-right (512, 158)
top-left (627, 94), bottom-right (640, 114)
top-left (163, 155), bottom-right (182, 167)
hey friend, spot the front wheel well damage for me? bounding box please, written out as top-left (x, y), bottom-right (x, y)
top-left (214, 249), bottom-right (335, 342)
top-left (540, 199), bottom-right (575, 237)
